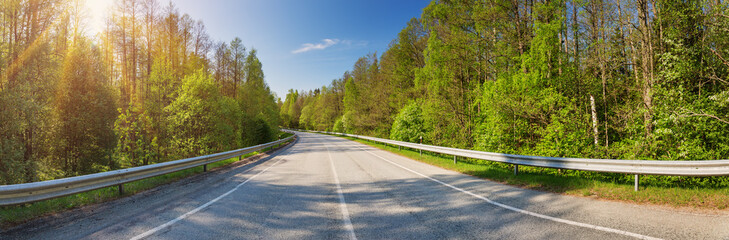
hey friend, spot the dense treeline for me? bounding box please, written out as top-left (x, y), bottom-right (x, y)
top-left (284, 0), bottom-right (729, 163)
top-left (0, 0), bottom-right (279, 184)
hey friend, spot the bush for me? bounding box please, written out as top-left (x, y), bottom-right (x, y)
top-left (390, 102), bottom-right (427, 143)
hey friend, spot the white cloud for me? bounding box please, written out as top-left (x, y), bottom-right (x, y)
top-left (292, 39), bottom-right (340, 54)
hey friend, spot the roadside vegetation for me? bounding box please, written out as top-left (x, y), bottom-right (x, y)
top-left (0, 136), bottom-right (292, 229)
top-left (283, 1), bottom-right (729, 194)
top-left (0, 1), bottom-right (281, 185)
top-left (345, 136), bottom-right (729, 211)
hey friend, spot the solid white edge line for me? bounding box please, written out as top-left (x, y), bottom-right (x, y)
top-left (130, 153), bottom-right (288, 240)
top-left (345, 142), bottom-right (662, 240)
top-left (325, 144), bottom-right (358, 240)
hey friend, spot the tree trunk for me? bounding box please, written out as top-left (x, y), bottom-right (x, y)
top-left (590, 95), bottom-right (599, 146)
top-left (637, 0), bottom-right (654, 137)
top-left (131, 0), bottom-right (137, 104)
top-left (121, 0), bottom-right (129, 110)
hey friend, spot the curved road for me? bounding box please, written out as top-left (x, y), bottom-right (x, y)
top-left (3, 131), bottom-right (728, 239)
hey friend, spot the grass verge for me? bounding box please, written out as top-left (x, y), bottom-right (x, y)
top-left (0, 138), bottom-right (293, 229)
top-left (343, 136), bottom-right (729, 211)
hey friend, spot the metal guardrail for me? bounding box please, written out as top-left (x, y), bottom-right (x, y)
top-left (0, 134), bottom-right (296, 206)
top-left (300, 130), bottom-right (729, 191)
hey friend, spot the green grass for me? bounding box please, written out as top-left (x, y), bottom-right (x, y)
top-left (0, 139), bottom-right (293, 229)
top-left (345, 136), bottom-right (729, 210)
top-left (279, 132), bottom-right (294, 139)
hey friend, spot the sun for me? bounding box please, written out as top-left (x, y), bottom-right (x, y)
top-left (84, 0), bottom-right (114, 36)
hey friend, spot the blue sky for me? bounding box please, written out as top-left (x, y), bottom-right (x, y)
top-left (168, 0), bottom-right (431, 99)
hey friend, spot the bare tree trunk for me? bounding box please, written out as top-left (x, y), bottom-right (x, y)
top-left (637, 0), bottom-right (654, 137)
top-left (131, 0), bottom-right (137, 104)
top-left (559, 0), bottom-right (567, 78)
top-left (600, 0), bottom-right (608, 148)
top-left (8, 7), bottom-right (18, 86)
top-left (558, 30), bottom-right (563, 76)
top-left (590, 95), bottom-right (599, 146)
top-left (144, 0), bottom-right (156, 102)
top-left (617, 0), bottom-right (627, 61)
top-left (121, 0), bottom-right (129, 110)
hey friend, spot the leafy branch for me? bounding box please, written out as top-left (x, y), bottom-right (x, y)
top-left (676, 108), bottom-right (729, 125)
top-left (709, 48), bottom-right (729, 69)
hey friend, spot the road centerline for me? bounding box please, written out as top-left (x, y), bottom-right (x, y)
top-left (325, 143), bottom-right (358, 240)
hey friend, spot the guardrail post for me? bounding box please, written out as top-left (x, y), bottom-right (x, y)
top-left (453, 155), bottom-right (457, 164)
top-left (203, 164), bottom-right (207, 172)
top-left (419, 136), bottom-right (423, 156)
top-left (398, 145), bottom-right (401, 151)
top-left (634, 174), bottom-right (639, 191)
top-left (514, 164), bottom-right (519, 175)
top-left (118, 184), bottom-right (124, 195)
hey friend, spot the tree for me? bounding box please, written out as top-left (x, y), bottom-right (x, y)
top-left (239, 49), bottom-right (279, 145)
top-left (0, 89), bottom-right (30, 184)
top-left (166, 70), bottom-right (236, 157)
top-left (53, 37), bottom-right (117, 175)
top-left (230, 37), bottom-right (246, 97)
top-left (0, 0), bottom-right (279, 184)
top-left (418, 1), bottom-right (486, 148)
top-left (280, 89), bottom-right (301, 128)
top-left (381, 18), bottom-right (428, 110)
top-left (0, 0), bottom-right (65, 182)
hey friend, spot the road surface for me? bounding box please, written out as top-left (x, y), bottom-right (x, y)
top-left (3, 131), bottom-right (728, 239)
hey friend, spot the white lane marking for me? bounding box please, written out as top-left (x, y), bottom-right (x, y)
top-left (325, 144), bottom-right (358, 240)
top-left (130, 156), bottom-right (287, 240)
top-left (348, 143), bottom-right (662, 240)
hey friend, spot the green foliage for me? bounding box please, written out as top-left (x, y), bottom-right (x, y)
top-left (294, 78), bottom-right (346, 132)
top-left (53, 39), bottom-right (117, 175)
top-left (238, 49), bottom-right (280, 145)
top-left (381, 18), bottom-right (427, 110)
top-left (287, 0), bottom-right (729, 173)
top-left (6, 0), bottom-right (729, 194)
top-left (114, 106), bottom-right (157, 168)
top-left (250, 117), bottom-right (273, 145)
top-left (647, 0), bottom-right (729, 161)
top-left (0, 89), bottom-right (31, 184)
top-left (416, 1), bottom-right (492, 149)
top-left (0, 0), bottom-right (283, 186)
top-left (139, 56), bottom-right (177, 163)
top-left (166, 70), bottom-right (233, 157)
top-left (390, 102), bottom-right (427, 143)
top-left (280, 89), bottom-right (301, 128)
top-left (342, 77), bottom-right (359, 131)
top-left (475, 2), bottom-right (590, 157)
top-left (332, 117), bottom-right (345, 133)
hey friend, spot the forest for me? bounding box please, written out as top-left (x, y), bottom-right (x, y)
top-left (282, 0), bottom-right (729, 167)
top-left (0, 0), bottom-right (280, 184)
top-left (3, 0), bottom-right (729, 187)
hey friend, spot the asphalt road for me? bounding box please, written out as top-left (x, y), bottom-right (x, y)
top-left (3, 131), bottom-right (728, 239)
